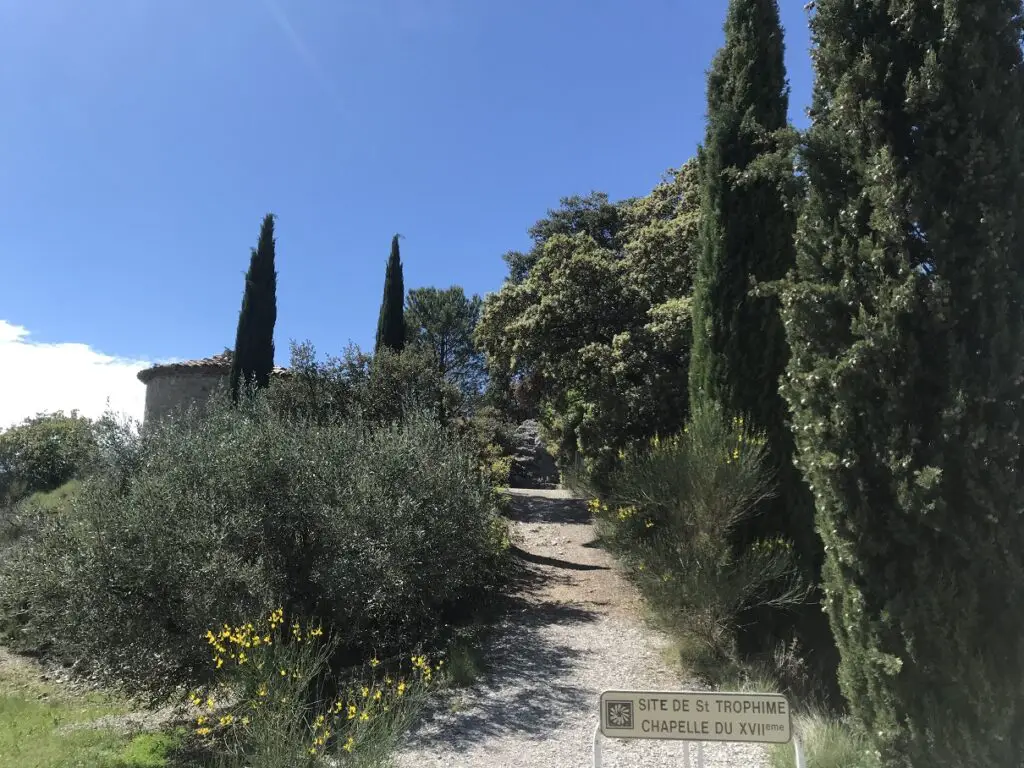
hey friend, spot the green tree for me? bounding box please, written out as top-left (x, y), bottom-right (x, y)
top-left (502, 192), bottom-right (631, 284)
top-left (776, 1), bottom-right (1024, 764)
top-left (688, 0), bottom-right (825, 668)
top-left (405, 286), bottom-right (486, 399)
top-left (478, 164), bottom-right (699, 479)
top-left (375, 235), bottom-right (406, 353)
top-left (488, 192), bottom-right (636, 420)
top-left (230, 213), bottom-right (278, 401)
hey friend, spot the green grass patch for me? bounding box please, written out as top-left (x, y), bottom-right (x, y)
top-left (0, 651), bottom-right (179, 768)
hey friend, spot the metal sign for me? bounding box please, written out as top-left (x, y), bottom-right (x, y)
top-left (599, 689), bottom-right (792, 743)
top-left (594, 689), bottom-right (804, 768)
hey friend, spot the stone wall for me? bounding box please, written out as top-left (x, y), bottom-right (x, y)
top-left (143, 372), bottom-right (229, 424)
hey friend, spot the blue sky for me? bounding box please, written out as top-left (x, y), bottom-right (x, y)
top-left (0, 0), bottom-right (813, 425)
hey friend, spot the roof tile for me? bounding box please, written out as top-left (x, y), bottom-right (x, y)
top-left (137, 350), bottom-right (289, 383)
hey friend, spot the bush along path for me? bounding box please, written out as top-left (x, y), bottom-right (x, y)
top-left (394, 488), bottom-right (769, 768)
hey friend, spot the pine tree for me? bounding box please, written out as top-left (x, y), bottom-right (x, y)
top-left (688, 0), bottom-right (826, 665)
top-left (230, 213), bottom-right (278, 402)
top-left (375, 235), bottom-right (406, 353)
top-left (776, 2), bottom-right (1024, 764)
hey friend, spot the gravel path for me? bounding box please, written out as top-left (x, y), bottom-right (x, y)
top-left (394, 488), bottom-right (770, 768)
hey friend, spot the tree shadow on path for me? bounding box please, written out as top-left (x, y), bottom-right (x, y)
top-left (399, 491), bottom-right (613, 753)
top-left (401, 594), bottom-right (602, 751)
top-left (501, 493), bottom-right (592, 525)
top-left (509, 544), bottom-right (610, 572)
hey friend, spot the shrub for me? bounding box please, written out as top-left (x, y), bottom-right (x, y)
top-left (266, 341), bottom-right (461, 427)
top-left (0, 411), bottom-right (99, 505)
top-left (453, 404), bottom-right (516, 489)
top-left (595, 401), bottom-right (807, 675)
top-left (357, 345), bottom-right (461, 424)
top-left (0, 479), bottom-right (82, 549)
top-left (0, 390), bottom-right (509, 699)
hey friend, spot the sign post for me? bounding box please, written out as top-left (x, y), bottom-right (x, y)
top-left (595, 689), bottom-right (805, 768)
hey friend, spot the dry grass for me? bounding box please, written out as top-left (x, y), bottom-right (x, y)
top-left (767, 709), bottom-right (878, 768)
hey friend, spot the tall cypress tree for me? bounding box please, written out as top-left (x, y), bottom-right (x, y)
top-left (688, 0), bottom-right (825, 664)
top-left (375, 234), bottom-right (406, 353)
top-left (777, 1), bottom-right (1024, 764)
top-left (230, 213), bottom-right (278, 401)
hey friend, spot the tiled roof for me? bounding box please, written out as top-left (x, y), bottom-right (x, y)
top-left (137, 350), bottom-right (290, 384)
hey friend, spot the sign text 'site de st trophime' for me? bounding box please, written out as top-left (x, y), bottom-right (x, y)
top-left (599, 690), bottom-right (792, 744)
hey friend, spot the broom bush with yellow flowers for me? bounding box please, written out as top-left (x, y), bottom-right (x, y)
top-left (589, 401), bottom-right (807, 673)
top-left (186, 607), bottom-right (444, 766)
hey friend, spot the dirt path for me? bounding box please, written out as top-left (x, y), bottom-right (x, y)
top-left (394, 488), bottom-right (770, 768)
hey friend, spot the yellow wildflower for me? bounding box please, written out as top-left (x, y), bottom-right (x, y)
top-left (343, 736), bottom-right (355, 753)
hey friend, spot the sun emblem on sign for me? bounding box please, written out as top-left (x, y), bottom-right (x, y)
top-left (605, 701), bottom-right (634, 729)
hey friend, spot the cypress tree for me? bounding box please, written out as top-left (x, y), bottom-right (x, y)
top-left (777, 1), bottom-right (1024, 764)
top-left (230, 213), bottom-right (278, 402)
top-left (688, 0), bottom-right (826, 667)
top-left (375, 234), bottom-right (406, 353)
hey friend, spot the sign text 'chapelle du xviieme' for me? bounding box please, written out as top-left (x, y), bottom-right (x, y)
top-left (599, 690), bottom-right (792, 744)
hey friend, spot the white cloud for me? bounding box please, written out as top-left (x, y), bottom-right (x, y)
top-left (0, 320), bottom-right (152, 430)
